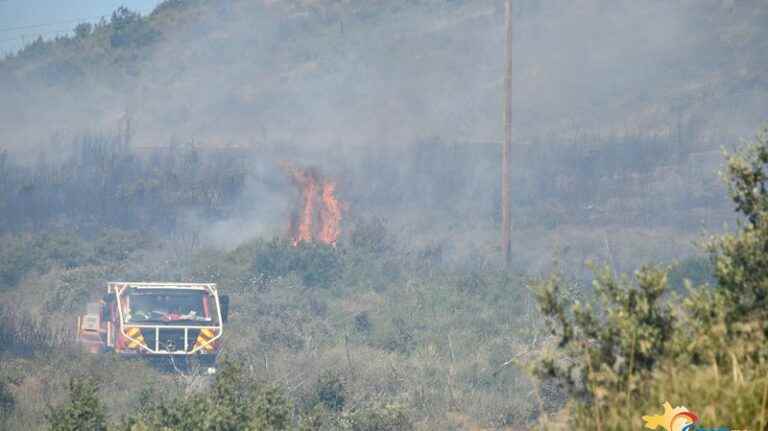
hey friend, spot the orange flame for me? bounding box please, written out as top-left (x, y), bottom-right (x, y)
top-left (282, 162), bottom-right (343, 246)
top-left (319, 180), bottom-right (342, 245)
top-left (295, 171), bottom-right (317, 245)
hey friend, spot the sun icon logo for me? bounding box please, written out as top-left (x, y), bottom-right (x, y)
top-left (643, 402), bottom-right (699, 431)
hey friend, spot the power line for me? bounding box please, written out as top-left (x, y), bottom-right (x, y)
top-left (0, 1), bottom-right (163, 51)
top-left (0, 28), bottom-right (74, 45)
top-left (0, 15), bottom-right (107, 33)
top-left (0, 11), bottom-right (124, 47)
top-left (0, 0), bottom-right (164, 34)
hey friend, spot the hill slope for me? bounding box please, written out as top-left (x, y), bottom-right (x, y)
top-left (1, 0), bottom-right (766, 149)
top-left (0, 0), bottom-right (766, 271)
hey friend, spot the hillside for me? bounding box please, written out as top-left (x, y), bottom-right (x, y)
top-left (1, 0), bottom-right (766, 143)
top-left (0, 1), bottom-right (767, 430)
top-left (2, 0), bottom-right (767, 275)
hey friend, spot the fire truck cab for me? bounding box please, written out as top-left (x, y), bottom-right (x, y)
top-left (77, 282), bottom-right (229, 368)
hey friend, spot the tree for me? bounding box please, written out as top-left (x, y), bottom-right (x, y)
top-left (74, 23), bottom-right (92, 39)
top-left (534, 265), bottom-right (674, 418)
top-left (46, 376), bottom-right (107, 431)
top-left (532, 124), bottom-right (768, 430)
top-left (710, 125), bottom-right (768, 325)
top-left (118, 360), bottom-right (292, 430)
top-left (109, 7), bottom-right (159, 49)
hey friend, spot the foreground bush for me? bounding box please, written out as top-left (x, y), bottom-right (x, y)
top-left (534, 125), bottom-right (768, 430)
top-left (117, 361), bottom-right (291, 431)
top-left (44, 360), bottom-right (415, 431)
top-left (46, 377), bottom-right (107, 431)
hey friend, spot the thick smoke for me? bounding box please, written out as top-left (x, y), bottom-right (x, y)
top-left (0, 0), bottom-right (766, 274)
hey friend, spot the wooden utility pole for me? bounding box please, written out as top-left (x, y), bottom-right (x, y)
top-left (502, 0), bottom-right (513, 267)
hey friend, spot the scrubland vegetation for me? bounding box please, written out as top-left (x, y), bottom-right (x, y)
top-left (1, 0), bottom-right (767, 430)
top-left (0, 135), bottom-right (543, 430)
top-left (533, 127), bottom-right (768, 431)
top-left (1, 125), bottom-right (766, 430)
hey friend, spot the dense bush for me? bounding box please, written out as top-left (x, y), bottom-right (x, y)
top-left (349, 217), bottom-right (393, 256)
top-left (0, 134), bottom-right (247, 233)
top-left (116, 361), bottom-right (292, 431)
top-left (535, 264), bottom-right (674, 398)
top-left (711, 126), bottom-right (768, 324)
top-left (0, 228), bottom-right (152, 292)
top-left (0, 234), bottom-right (38, 289)
top-left (308, 371), bottom-right (346, 412)
top-left (110, 7), bottom-right (159, 49)
top-left (0, 304), bottom-right (68, 356)
top-left (46, 376), bottom-right (107, 431)
top-left (238, 238), bottom-right (342, 289)
top-left (667, 255), bottom-right (714, 293)
top-left (0, 379), bottom-right (13, 425)
top-left (331, 404), bottom-right (413, 431)
top-left (533, 125), bottom-right (768, 431)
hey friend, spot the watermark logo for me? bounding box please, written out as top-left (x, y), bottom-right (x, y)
top-left (643, 402), bottom-right (746, 431)
top-left (642, 402), bottom-right (698, 431)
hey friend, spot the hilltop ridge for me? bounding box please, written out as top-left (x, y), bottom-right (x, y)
top-left (1, 0), bottom-right (766, 152)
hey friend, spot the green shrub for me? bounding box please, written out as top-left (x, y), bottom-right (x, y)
top-left (667, 255), bottom-right (714, 293)
top-left (32, 231), bottom-right (92, 270)
top-left (109, 7), bottom-right (159, 49)
top-left (0, 231), bottom-right (94, 290)
top-left (374, 317), bottom-right (417, 354)
top-left (338, 219), bottom-right (402, 293)
top-left (0, 379), bottom-right (13, 425)
top-left (93, 229), bottom-right (151, 263)
top-left (311, 371), bottom-right (346, 412)
top-left (533, 264), bottom-right (674, 427)
top-left (349, 217), bottom-right (392, 256)
top-left (0, 304), bottom-right (67, 355)
top-left (73, 23), bottom-right (92, 39)
top-left (239, 238), bottom-right (342, 289)
top-left (0, 234), bottom-right (36, 288)
top-left (533, 124), bottom-right (768, 430)
top-left (333, 403), bottom-right (413, 431)
top-left (46, 376), bottom-right (107, 431)
top-left (710, 125), bottom-right (768, 325)
top-left (119, 360), bottom-right (292, 430)
top-left (44, 265), bottom-right (110, 313)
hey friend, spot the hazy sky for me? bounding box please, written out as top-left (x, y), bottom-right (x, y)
top-left (0, 0), bottom-right (162, 55)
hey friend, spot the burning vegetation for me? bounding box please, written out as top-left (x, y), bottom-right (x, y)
top-left (282, 162), bottom-right (343, 246)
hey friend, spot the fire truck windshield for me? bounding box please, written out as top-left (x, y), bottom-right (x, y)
top-left (123, 289), bottom-right (219, 326)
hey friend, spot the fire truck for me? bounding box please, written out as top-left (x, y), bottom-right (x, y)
top-left (76, 282), bottom-right (229, 368)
